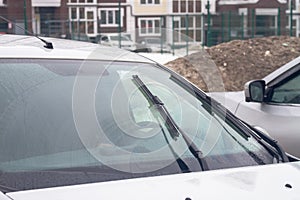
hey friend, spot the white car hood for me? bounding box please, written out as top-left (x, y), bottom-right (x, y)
top-left (3, 162), bottom-right (300, 200)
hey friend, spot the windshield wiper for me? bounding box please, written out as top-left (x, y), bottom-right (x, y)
top-left (238, 119), bottom-right (289, 163)
top-left (0, 184), bottom-right (18, 194)
top-left (132, 75), bottom-right (209, 171)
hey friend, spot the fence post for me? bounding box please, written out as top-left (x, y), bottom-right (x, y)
top-left (160, 16), bottom-right (163, 54)
top-left (221, 12), bottom-right (224, 42)
top-left (251, 9), bottom-right (255, 38)
top-left (172, 15), bottom-right (175, 55)
top-left (71, 21), bottom-right (74, 40)
top-left (118, 0), bottom-right (121, 48)
top-left (290, 0), bottom-right (293, 36)
top-left (241, 12), bottom-right (244, 40)
top-left (23, 0), bottom-right (28, 34)
top-left (185, 14), bottom-right (189, 55)
top-left (77, 19), bottom-right (80, 41)
top-left (277, 7), bottom-right (281, 36)
top-left (201, 14), bottom-right (204, 47)
top-left (206, 0), bottom-right (211, 47)
top-left (228, 11), bottom-right (231, 41)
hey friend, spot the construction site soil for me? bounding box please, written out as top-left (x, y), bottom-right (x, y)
top-left (165, 36), bottom-right (300, 92)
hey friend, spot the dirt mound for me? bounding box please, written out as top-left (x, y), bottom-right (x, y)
top-left (165, 36), bottom-right (300, 92)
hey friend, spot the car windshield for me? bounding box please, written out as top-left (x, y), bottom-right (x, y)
top-left (0, 59), bottom-right (275, 192)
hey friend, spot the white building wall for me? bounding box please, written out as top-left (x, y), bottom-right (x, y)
top-left (32, 0), bottom-right (61, 7)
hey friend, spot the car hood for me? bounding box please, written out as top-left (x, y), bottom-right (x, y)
top-left (3, 162), bottom-right (300, 200)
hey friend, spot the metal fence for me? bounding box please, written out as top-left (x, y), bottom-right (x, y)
top-left (205, 8), bottom-right (295, 47)
top-left (0, 7), bottom-right (298, 49)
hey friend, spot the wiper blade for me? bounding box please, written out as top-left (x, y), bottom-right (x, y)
top-left (239, 119), bottom-right (289, 163)
top-left (132, 75), bottom-right (179, 140)
top-left (0, 184), bottom-right (18, 194)
top-left (132, 75), bottom-right (209, 171)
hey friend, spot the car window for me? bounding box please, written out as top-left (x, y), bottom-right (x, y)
top-left (0, 59), bottom-right (275, 192)
top-left (270, 70), bottom-right (300, 104)
top-left (101, 36), bottom-right (108, 41)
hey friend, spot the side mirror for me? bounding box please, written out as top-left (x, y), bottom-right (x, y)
top-left (244, 80), bottom-right (266, 102)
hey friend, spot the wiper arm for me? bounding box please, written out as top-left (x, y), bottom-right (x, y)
top-left (239, 119), bottom-right (289, 163)
top-left (132, 75), bottom-right (209, 171)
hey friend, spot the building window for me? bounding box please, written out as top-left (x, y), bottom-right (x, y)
top-left (139, 18), bottom-right (161, 36)
top-left (181, 1), bottom-right (186, 12)
top-left (173, 16), bottom-right (201, 43)
top-left (99, 8), bottom-right (124, 27)
top-left (140, 0), bottom-right (160, 5)
top-left (69, 7), bottom-right (97, 35)
top-left (79, 7), bottom-right (85, 19)
top-left (173, 1), bottom-right (178, 12)
top-left (188, 0), bottom-right (194, 12)
top-left (71, 7), bottom-right (77, 19)
top-left (86, 10), bottom-right (94, 34)
top-left (173, 0), bottom-right (201, 13)
top-left (69, 0), bottom-right (96, 3)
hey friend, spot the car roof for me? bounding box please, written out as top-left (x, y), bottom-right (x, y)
top-left (0, 34), bottom-right (152, 63)
top-left (263, 56), bottom-right (300, 84)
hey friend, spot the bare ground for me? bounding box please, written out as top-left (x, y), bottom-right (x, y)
top-left (165, 36), bottom-right (300, 92)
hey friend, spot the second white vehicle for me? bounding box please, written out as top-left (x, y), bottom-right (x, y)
top-left (98, 33), bottom-right (136, 51)
top-left (211, 56), bottom-right (300, 159)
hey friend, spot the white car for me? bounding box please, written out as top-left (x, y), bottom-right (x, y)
top-left (98, 33), bottom-right (136, 51)
top-left (0, 34), bottom-right (299, 199)
top-left (138, 37), bottom-right (171, 53)
top-left (211, 56), bottom-right (300, 159)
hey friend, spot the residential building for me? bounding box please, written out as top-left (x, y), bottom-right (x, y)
top-left (0, 0), bottom-right (68, 36)
top-left (67, 0), bottom-right (128, 39)
top-left (32, 0), bottom-right (68, 37)
top-left (170, 0), bottom-right (206, 45)
top-left (130, 0), bottom-right (169, 43)
top-left (216, 0), bottom-right (287, 39)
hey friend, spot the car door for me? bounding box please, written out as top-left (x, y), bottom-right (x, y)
top-left (235, 66), bottom-right (300, 158)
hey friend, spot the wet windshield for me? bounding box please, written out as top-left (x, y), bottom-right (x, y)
top-left (0, 59), bottom-right (275, 192)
